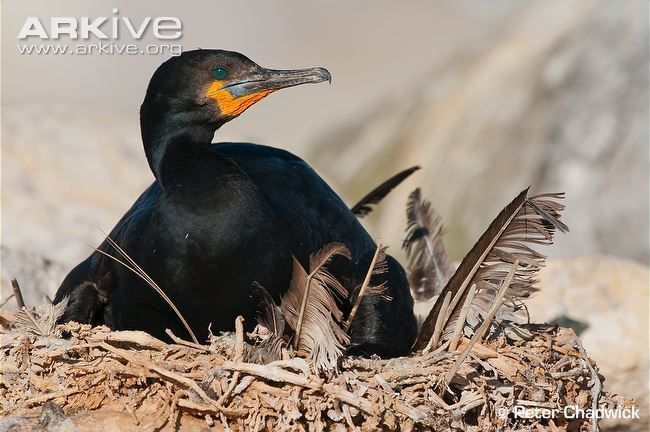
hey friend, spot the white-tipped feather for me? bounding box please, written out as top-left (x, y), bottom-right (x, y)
top-left (12, 297), bottom-right (68, 336)
top-left (280, 244), bottom-right (351, 371)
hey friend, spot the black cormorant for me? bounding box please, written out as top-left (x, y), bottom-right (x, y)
top-left (54, 50), bottom-right (417, 357)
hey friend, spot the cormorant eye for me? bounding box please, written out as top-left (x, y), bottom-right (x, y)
top-left (212, 67), bottom-right (229, 80)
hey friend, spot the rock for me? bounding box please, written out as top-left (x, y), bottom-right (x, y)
top-left (1, 245), bottom-right (69, 309)
top-left (309, 0), bottom-right (648, 264)
top-left (2, 105), bottom-right (150, 266)
top-left (530, 256), bottom-right (649, 431)
top-left (0, 407), bottom-right (213, 432)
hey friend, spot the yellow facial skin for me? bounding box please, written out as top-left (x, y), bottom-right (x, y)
top-left (206, 80), bottom-right (275, 117)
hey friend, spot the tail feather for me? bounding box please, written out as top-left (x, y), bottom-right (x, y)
top-left (351, 166), bottom-right (420, 217)
top-left (54, 255), bottom-right (112, 326)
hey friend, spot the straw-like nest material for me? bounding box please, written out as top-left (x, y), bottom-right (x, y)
top-left (0, 313), bottom-right (633, 431)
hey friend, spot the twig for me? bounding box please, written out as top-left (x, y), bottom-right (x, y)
top-left (22, 388), bottom-right (81, 406)
top-left (0, 293), bottom-right (15, 309)
top-left (124, 403), bottom-right (140, 425)
top-left (167, 391), bottom-right (181, 431)
top-left (97, 341), bottom-right (239, 416)
top-left (323, 382), bottom-right (377, 417)
top-left (391, 399), bottom-right (428, 421)
top-left (515, 400), bottom-right (557, 408)
top-left (444, 260), bottom-right (518, 384)
top-left (99, 330), bottom-right (168, 349)
top-left (448, 283), bottom-right (477, 351)
top-left (222, 361), bottom-right (318, 387)
top-left (345, 244), bottom-right (382, 331)
top-left (176, 398), bottom-right (245, 416)
top-left (221, 360), bottom-right (377, 416)
top-left (426, 390), bottom-right (484, 411)
top-left (165, 328), bottom-right (210, 351)
top-left (11, 278), bottom-right (26, 309)
top-left (549, 366), bottom-right (584, 379)
top-left (93, 236), bottom-right (199, 344)
top-left (235, 317), bottom-right (245, 359)
top-left (455, 395), bottom-right (485, 415)
top-left (432, 339), bottom-right (451, 355)
top-left (575, 335), bottom-right (601, 432)
top-left (217, 316), bottom-right (244, 406)
top-left (0, 313), bottom-right (11, 329)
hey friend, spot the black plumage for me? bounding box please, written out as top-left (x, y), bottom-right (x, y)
top-left (351, 166), bottom-right (420, 217)
top-left (54, 50), bottom-right (416, 357)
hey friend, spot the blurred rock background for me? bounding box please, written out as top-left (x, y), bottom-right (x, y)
top-left (1, 1), bottom-right (648, 430)
top-left (311, 0), bottom-right (649, 265)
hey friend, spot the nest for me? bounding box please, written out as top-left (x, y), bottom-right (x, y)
top-left (0, 311), bottom-right (633, 431)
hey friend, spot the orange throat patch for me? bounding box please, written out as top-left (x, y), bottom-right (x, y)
top-left (206, 81), bottom-right (275, 117)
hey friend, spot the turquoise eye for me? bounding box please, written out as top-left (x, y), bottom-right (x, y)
top-left (212, 67), bottom-right (228, 80)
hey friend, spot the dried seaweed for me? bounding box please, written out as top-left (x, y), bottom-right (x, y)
top-left (0, 317), bottom-right (630, 431)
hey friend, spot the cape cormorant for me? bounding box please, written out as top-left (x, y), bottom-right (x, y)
top-left (54, 50), bottom-right (417, 357)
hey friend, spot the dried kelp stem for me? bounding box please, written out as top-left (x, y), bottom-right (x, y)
top-left (218, 316), bottom-right (245, 407)
top-left (445, 261), bottom-right (518, 384)
top-left (165, 328), bottom-right (209, 351)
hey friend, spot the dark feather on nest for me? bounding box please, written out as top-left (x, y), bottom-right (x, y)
top-left (254, 284), bottom-right (289, 362)
top-left (403, 188), bottom-right (453, 302)
top-left (351, 166), bottom-right (420, 217)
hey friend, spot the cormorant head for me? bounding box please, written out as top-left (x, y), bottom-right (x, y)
top-left (143, 49), bottom-right (331, 128)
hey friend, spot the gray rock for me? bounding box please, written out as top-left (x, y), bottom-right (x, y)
top-left (1, 246), bottom-right (69, 309)
top-left (531, 256), bottom-right (649, 431)
top-left (2, 104), bottom-right (151, 267)
top-left (309, 0), bottom-right (649, 264)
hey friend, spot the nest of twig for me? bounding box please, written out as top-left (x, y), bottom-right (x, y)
top-left (0, 305), bottom-right (633, 432)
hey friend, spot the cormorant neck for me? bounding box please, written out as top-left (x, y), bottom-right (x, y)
top-left (140, 101), bottom-right (222, 186)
